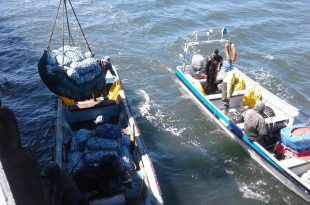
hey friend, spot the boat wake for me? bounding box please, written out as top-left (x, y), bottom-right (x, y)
top-left (137, 89), bottom-right (186, 137)
top-left (138, 89), bottom-right (151, 118)
top-left (238, 181), bottom-right (271, 203)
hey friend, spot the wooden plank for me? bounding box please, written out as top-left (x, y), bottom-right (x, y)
top-left (68, 99), bottom-right (116, 111)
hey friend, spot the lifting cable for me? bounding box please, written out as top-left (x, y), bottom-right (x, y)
top-left (47, 0), bottom-right (92, 57)
top-left (64, 0), bottom-right (75, 46)
top-left (67, 0), bottom-right (94, 57)
top-left (47, 0), bottom-right (62, 51)
top-left (62, 0), bottom-right (65, 68)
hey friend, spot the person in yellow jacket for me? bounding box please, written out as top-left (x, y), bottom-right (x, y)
top-left (221, 63), bottom-right (240, 107)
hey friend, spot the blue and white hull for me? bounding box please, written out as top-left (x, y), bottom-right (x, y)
top-left (176, 66), bottom-right (310, 203)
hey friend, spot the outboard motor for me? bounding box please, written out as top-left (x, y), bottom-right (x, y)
top-left (191, 54), bottom-right (205, 75)
top-left (192, 54), bottom-right (206, 77)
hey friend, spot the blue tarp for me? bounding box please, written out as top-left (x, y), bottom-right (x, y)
top-left (281, 124), bottom-right (310, 153)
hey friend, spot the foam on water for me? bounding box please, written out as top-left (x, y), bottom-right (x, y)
top-left (262, 54), bottom-right (274, 60)
top-left (137, 89), bottom-right (186, 137)
top-left (238, 181), bottom-right (271, 203)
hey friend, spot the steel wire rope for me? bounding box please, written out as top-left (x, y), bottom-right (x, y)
top-left (64, 0), bottom-right (75, 46)
top-left (62, 0), bottom-right (65, 69)
top-left (47, 0), bottom-right (62, 51)
top-left (67, 0), bottom-right (94, 57)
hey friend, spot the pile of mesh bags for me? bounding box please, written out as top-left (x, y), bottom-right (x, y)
top-left (38, 45), bottom-right (103, 100)
top-left (67, 124), bottom-right (133, 176)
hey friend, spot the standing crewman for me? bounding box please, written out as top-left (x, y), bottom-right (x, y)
top-left (97, 56), bottom-right (119, 99)
top-left (244, 100), bottom-right (268, 146)
top-left (220, 61), bottom-right (239, 107)
top-left (204, 49), bottom-right (223, 94)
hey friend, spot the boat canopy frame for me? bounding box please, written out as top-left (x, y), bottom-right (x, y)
top-left (181, 31), bottom-right (231, 72)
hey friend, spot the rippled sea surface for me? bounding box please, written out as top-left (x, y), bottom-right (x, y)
top-left (1, 0), bottom-right (310, 204)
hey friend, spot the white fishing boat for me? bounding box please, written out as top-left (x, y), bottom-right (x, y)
top-left (175, 28), bottom-right (310, 203)
top-left (37, 0), bottom-right (163, 204)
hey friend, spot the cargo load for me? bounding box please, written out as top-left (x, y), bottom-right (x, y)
top-left (280, 124), bottom-right (310, 153)
top-left (38, 45), bottom-right (103, 101)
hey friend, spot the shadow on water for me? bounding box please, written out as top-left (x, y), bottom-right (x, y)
top-left (0, 107), bottom-right (46, 205)
top-left (0, 16), bottom-right (55, 166)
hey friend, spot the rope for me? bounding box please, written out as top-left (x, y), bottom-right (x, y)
top-left (47, 0), bottom-right (93, 57)
top-left (62, 0), bottom-right (65, 69)
top-left (47, 0), bottom-right (62, 51)
top-left (67, 0), bottom-right (94, 57)
top-left (64, 0), bottom-right (75, 46)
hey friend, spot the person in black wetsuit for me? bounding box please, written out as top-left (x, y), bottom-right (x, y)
top-left (204, 49), bottom-right (223, 94)
top-left (97, 56), bottom-right (118, 99)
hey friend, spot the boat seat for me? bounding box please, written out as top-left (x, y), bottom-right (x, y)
top-left (206, 89), bottom-right (246, 100)
top-left (278, 157), bottom-right (310, 169)
top-left (264, 115), bottom-right (289, 124)
top-left (67, 99), bottom-right (117, 111)
top-left (237, 115), bottom-right (288, 130)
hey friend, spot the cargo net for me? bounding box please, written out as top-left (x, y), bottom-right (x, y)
top-left (38, 0), bottom-right (103, 101)
top-left (65, 124), bottom-right (133, 179)
top-left (38, 46), bottom-right (103, 101)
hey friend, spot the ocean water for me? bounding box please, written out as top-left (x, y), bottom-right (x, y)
top-left (1, 0), bottom-right (310, 204)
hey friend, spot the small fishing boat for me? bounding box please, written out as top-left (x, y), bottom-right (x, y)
top-left (54, 70), bottom-right (163, 205)
top-left (37, 0), bottom-right (163, 204)
top-left (175, 28), bottom-right (310, 202)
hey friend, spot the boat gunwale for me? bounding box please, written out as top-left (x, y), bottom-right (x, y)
top-left (118, 89), bottom-right (164, 205)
